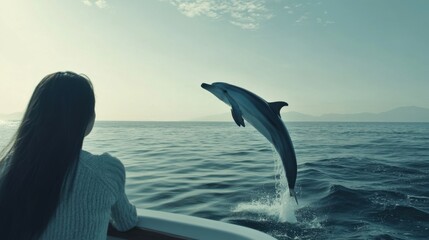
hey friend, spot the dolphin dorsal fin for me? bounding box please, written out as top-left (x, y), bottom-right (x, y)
top-left (269, 101), bottom-right (288, 118)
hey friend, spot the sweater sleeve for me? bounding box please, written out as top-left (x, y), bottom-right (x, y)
top-left (110, 191), bottom-right (138, 231)
top-left (102, 153), bottom-right (138, 231)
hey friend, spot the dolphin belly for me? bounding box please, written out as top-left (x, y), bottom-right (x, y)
top-left (241, 112), bottom-right (274, 144)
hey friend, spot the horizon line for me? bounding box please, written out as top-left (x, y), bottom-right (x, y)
top-left (1, 105), bottom-right (429, 122)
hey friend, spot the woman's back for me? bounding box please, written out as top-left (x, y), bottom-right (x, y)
top-left (41, 151), bottom-right (137, 240)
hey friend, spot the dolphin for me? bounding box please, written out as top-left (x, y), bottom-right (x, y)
top-left (201, 82), bottom-right (298, 204)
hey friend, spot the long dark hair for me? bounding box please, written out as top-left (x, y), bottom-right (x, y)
top-left (0, 72), bottom-right (95, 239)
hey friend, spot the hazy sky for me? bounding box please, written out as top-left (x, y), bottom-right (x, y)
top-left (1, 0), bottom-right (428, 121)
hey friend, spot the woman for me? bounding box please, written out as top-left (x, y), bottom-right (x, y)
top-left (0, 72), bottom-right (138, 239)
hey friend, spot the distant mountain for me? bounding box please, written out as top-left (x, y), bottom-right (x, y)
top-left (304, 106), bottom-right (429, 122)
top-left (193, 106), bottom-right (429, 122)
top-left (0, 112), bottom-right (22, 120)
top-left (374, 106), bottom-right (429, 122)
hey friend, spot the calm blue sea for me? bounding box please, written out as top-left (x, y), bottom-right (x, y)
top-left (1, 121), bottom-right (428, 240)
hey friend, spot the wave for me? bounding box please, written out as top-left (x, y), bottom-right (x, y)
top-left (369, 205), bottom-right (429, 222)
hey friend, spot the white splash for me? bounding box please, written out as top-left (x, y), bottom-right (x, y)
top-left (272, 146), bottom-right (298, 223)
top-left (232, 146), bottom-right (297, 223)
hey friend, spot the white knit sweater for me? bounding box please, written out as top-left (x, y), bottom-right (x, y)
top-left (40, 150), bottom-right (138, 240)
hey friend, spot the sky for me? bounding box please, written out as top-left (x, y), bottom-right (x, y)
top-left (0, 0), bottom-right (428, 121)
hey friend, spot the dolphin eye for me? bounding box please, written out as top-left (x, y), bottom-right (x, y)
top-left (223, 90), bottom-right (227, 93)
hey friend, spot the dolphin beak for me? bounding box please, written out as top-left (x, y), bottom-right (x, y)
top-left (201, 83), bottom-right (211, 90)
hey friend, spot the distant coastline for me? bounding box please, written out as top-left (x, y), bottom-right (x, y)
top-left (0, 112), bottom-right (22, 121)
top-left (192, 106), bottom-right (429, 123)
top-left (2, 106), bottom-right (429, 122)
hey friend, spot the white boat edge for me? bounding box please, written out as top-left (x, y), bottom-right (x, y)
top-left (108, 208), bottom-right (278, 240)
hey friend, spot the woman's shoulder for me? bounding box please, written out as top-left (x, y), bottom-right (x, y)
top-left (79, 150), bottom-right (126, 193)
top-left (80, 151), bottom-right (125, 172)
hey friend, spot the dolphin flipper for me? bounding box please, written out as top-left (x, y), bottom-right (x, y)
top-left (269, 101), bottom-right (288, 118)
top-left (231, 108), bottom-right (245, 127)
top-left (225, 92), bottom-right (245, 127)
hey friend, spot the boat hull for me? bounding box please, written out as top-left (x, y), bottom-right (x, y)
top-left (107, 208), bottom-right (277, 240)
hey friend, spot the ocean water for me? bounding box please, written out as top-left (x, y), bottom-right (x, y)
top-left (1, 121), bottom-right (428, 240)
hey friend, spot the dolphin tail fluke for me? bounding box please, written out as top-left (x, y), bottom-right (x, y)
top-left (290, 189), bottom-right (299, 205)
